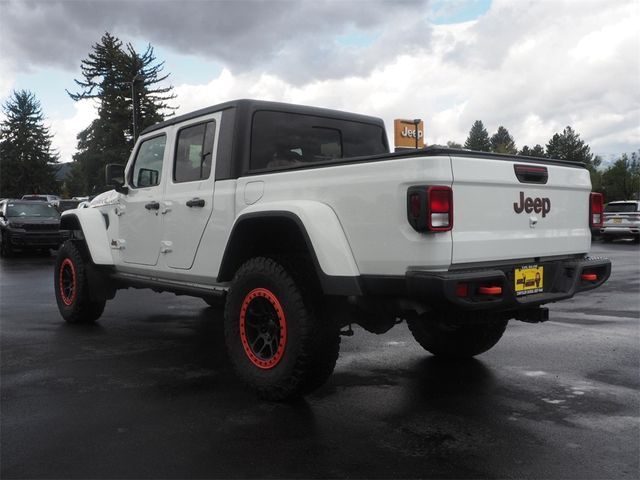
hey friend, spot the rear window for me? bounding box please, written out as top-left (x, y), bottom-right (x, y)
top-left (250, 111), bottom-right (388, 171)
top-left (604, 202), bottom-right (639, 213)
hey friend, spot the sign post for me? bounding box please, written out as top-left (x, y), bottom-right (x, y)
top-left (394, 119), bottom-right (425, 149)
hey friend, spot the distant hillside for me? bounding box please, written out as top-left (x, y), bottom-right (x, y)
top-left (54, 162), bottom-right (72, 181)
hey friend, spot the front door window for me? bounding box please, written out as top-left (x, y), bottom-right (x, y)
top-left (131, 135), bottom-right (166, 188)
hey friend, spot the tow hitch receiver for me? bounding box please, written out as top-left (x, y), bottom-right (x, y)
top-left (515, 307), bottom-right (549, 323)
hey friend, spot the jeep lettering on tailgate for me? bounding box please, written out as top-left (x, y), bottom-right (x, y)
top-left (513, 191), bottom-right (551, 217)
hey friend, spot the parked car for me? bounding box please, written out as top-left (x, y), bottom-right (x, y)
top-left (601, 200), bottom-right (640, 242)
top-left (21, 194), bottom-right (61, 206)
top-left (0, 199), bottom-right (68, 256)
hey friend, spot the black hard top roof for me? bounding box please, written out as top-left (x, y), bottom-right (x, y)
top-left (141, 99), bottom-right (386, 135)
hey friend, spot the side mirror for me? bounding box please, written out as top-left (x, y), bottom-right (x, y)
top-left (105, 163), bottom-right (128, 194)
top-left (137, 168), bottom-right (159, 188)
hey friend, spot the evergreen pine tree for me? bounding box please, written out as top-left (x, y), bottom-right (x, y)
top-left (518, 144), bottom-right (546, 157)
top-left (463, 120), bottom-right (491, 152)
top-left (67, 32), bottom-right (175, 194)
top-left (122, 43), bottom-right (175, 136)
top-left (490, 126), bottom-right (517, 154)
top-left (601, 151), bottom-right (640, 201)
top-left (63, 158), bottom-right (89, 199)
top-left (546, 126), bottom-right (594, 164)
top-left (530, 144), bottom-right (546, 157)
top-left (546, 126), bottom-right (601, 189)
top-left (0, 90), bottom-right (59, 198)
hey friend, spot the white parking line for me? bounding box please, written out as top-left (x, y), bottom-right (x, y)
top-left (549, 310), bottom-right (639, 322)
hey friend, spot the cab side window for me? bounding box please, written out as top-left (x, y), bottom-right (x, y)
top-left (174, 121), bottom-right (216, 183)
top-left (131, 135), bottom-right (167, 188)
top-left (249, 111), bottom-right (387, 171)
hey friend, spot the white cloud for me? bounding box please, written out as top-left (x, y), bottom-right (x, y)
top-left (0, 58), bottom-right (15, 101)
top-left (49, 100), bottom-right (98, 163)
top-left (518, 114), bottom-right (560, 148)
top-left (8, 0), bottom-right (639, 163)
top-left (569, 13), bottom-right (638, 65)
top-left (0, 0), bottom-right (432, 84)
top-left (170, 0), bottom-right (639, 157)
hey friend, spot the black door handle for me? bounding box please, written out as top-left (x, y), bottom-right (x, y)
top-left (186, 198), bottom-right (205, 208)
top-left (145, 201), bottom-right (160, 210)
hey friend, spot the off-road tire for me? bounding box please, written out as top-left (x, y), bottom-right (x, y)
top-left (224, 256), bottom-right (340, 400)
top-left (54, 240), bottom-right (106, 324)
top-left (407, 311), bottom-right (507, 358)
top-left (296, 301), bottom-right (340, 395)
top-left (272, 255), bottom-right (340, 395)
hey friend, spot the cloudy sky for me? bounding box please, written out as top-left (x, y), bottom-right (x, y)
top-left (1, 0), bottom-right (638, 164)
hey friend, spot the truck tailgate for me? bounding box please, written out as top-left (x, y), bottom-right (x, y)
top-left (450, 156), bottom-right (592, 265)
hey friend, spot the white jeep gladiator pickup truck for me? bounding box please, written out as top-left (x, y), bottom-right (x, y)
top-left (54, 99), bottom-right (611, 399)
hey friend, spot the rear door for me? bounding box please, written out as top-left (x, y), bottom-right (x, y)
top-left (450, 156), bottom-right (592, 265)
top-left (161, 112), bottom-right (220, 269)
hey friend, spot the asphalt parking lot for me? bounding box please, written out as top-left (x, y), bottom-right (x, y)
top-left (1, 240), bottom-right (639, 479)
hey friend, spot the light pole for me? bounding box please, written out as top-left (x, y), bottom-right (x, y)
top-left (413, 118), bottom-right (421, 149)
top-left (130, 74), bottom-right (142, 141)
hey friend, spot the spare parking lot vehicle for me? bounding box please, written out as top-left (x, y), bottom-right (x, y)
top-left (601, 200), bottom-right (640, 242)
top-left (0, 199), bottom-right (68, 256)
top-left (21, 194), bottom-right (61, 208)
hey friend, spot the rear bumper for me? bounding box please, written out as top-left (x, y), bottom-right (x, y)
top-left (404, 256), bottom-right (611, 311)
top-left (600, 226), bottom-right (640, 237)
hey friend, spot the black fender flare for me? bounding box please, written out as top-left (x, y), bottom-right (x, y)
top-left (217, 211), bottom-right (362, 296)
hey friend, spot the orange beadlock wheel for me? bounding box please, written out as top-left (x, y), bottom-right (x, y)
top-left (239, 287), bottom-right (287, 369)
top-left (59, 258), bottom-right (77, 306)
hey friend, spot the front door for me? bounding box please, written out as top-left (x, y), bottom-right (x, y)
top-left (162, 114), bottom-right (220, 270)
top-left (120, 134), bottom-right (168, 266)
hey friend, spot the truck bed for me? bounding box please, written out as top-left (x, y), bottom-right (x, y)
top-left (234, 147), bottom-right (590, 276)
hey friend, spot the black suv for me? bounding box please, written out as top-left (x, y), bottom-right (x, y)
top-left (0, 199), bottom-right (68, 256)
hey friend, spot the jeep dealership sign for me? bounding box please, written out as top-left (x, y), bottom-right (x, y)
top-left (394, 119), bottom-right (424, 149)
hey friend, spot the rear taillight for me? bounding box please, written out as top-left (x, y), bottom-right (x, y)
top-left (590, 192), bottom-right (603, 227)
top-left (455, 283), bottom-right (469, 297)
top-left (478, 286), bottom-right (503, 295)
top-left (407, 185), bottom-right (453, 232)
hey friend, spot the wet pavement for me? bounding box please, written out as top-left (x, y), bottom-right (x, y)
top-left (1, 241), bottom-right (639, 479)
